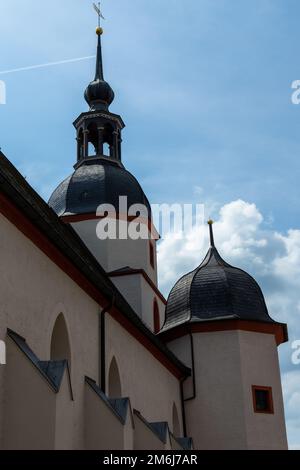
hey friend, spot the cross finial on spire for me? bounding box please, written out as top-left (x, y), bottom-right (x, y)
top-left (93, 2), bottom-right (105, 25)
top-left (92, 2), bottom-right (105, 79)
top-left (207, 219), bottom-right (215, 247)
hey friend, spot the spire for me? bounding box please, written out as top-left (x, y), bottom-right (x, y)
top-left (207, 220), bottom-right (215, 248)
top-left (95, 28), bottom-right (104, 81)
top-left (84, 3), bottom-right (114, 111)
top-left (94, 1), bottom-right (104, 81)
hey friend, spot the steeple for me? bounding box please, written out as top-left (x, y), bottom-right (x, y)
top-left (73, 7), bottom-right (124, 165)
top-left (94, 26), bottom-right (104, 80)
top-left (84, 26), bottom-right (115, 111)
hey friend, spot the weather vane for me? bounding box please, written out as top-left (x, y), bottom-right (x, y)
top-left (93, 2), bottom-right (105, 28)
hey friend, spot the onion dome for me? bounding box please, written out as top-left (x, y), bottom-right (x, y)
top-left (48, 158), bottom-right (151, 217)
top-left (164, 221), bottom-right (275, 331)
top-left (84, 27), bottom-right (115, 111)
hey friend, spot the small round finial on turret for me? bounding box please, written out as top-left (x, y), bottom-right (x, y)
top-left (96, 26), bottom-right (103, 36)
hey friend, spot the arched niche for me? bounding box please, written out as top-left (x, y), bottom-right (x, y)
top-left (50, 313), bottom-right (71, 368)
top-left (172, 403), bottom-right (180, 437)
top-left (108, 356), bottom-right (122, 398)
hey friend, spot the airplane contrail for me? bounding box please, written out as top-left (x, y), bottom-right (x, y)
top-left (0, 55), bottom-right (96, 75)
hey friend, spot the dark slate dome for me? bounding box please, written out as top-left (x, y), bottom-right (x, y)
top-left (164, 243), bottom-right (275, 331)
top-left (48, 159), bottom-right (151, 218)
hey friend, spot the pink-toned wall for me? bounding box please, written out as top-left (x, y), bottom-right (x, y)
top-left (71, 218), bottom-right (158, 284)
top-left (106, 315), bottom-right (183, 435)
top-left (168, 329), bottom-right (287, 450)
top-left (110, 274), bottom-right (165, 332)
top-left (0, 212), bottom-right (183, 449)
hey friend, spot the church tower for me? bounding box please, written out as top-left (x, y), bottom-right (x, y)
top-left (160, 222), bottom-right (288, 450)
top-left (49, 25), bottom-right (164, 332)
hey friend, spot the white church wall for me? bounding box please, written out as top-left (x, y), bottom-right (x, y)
top-left (54, 371), bottom-right (74, 450)
top-left (85, 383), bottom-right (129, 450)
top-left (183, 329), bottom-right (287, 450)
top-left (166, 335), bottom-right (195, 400)
top-left (70, 218), bottom-right (158, 284)
top-left (133, 412), bottom-right (167, 450)
top-left (110, 274), bottom-right (165, 332)
top-left (238, 330), bottom-right (288, 449)
top-left (110, 275), bottom-right (143, 319)
top-left (0, 211), bottom-right (184, 450)
top-left (185, 330), bottom-right (248, 450)
top-left (0, 213), bottom-right (100, 449)
top-left (3, 337), bottom-right (57, 449)
top-left (139, 276), bottom-right (165, 332)
top-left (106, 316), bottom-right (183, 435)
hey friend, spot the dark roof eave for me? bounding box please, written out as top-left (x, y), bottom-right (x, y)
top-left (73, 110), bottom-right (125, 129)
top-left (159, 317), bottom-right (288, 346)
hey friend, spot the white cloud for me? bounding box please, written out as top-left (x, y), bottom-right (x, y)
top-left (158, 199), bottom-right (300, 448)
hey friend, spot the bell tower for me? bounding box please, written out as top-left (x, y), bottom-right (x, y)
top-left (49, 15), bottom-right (165, 333)
top-left (74, 25), bottom-right (124, 164)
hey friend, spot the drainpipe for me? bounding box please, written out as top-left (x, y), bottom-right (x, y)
top-left (99, 294), bottom-right (115, 393)
top-left (180, 378), bottom-right (187, 437)
top-left (184, 332), bottom-right (196, 402)
top-left (180, 331), bottom-right (196, 437)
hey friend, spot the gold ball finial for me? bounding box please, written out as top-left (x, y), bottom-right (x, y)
top-left (207, 219), bottom-right (214, 225)
top-left (96, 26), bottom-right (103, 36)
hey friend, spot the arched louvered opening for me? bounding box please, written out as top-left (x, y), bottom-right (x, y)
top-left (50, 313), bottom-right (71, 368)
top-left (108, 356), bottom-right (122, 398)
top-left (77, 128), bottom-right (84, 161)
top-left (87, 122), bottom-right (98, 157)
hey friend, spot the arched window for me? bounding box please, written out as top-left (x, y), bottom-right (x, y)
top-left (153, 299), bottom-right (160, 334)
top-left (108, 357), bottom-right (122, 398)
top-left (87, 122), bottom-right (98, 156)
top-left (172, 403), bottom-right (180, 437)
top-left (50, 314), bottom-right (71, 367)
top-left (88, 141), bottom-right (96, 157)
top-left (103, 142), bottom-right (110, 157)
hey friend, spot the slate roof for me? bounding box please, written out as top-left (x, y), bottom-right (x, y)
top-left (48, 157), bottom-right (152, 218)
top-left (85, 377), bottom-right (130, 425)
top-left (164, 245), bottom-right (276, 331)
top-left (133, 410), bottom-right (169, 444)
top-left (176, 437), bottom-right (193, 450)
top-left (7, 329), bottom-right (72, 396)
top-left (133, 410), bottom-right (193, 448)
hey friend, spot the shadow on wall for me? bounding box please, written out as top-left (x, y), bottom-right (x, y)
top-left (50, 313), bottom-right (71, 369)
top-left (108, 356), bottom-right (122, 398)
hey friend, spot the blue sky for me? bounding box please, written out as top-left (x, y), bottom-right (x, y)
top-left (1, 0), bottom-right (300, 448)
